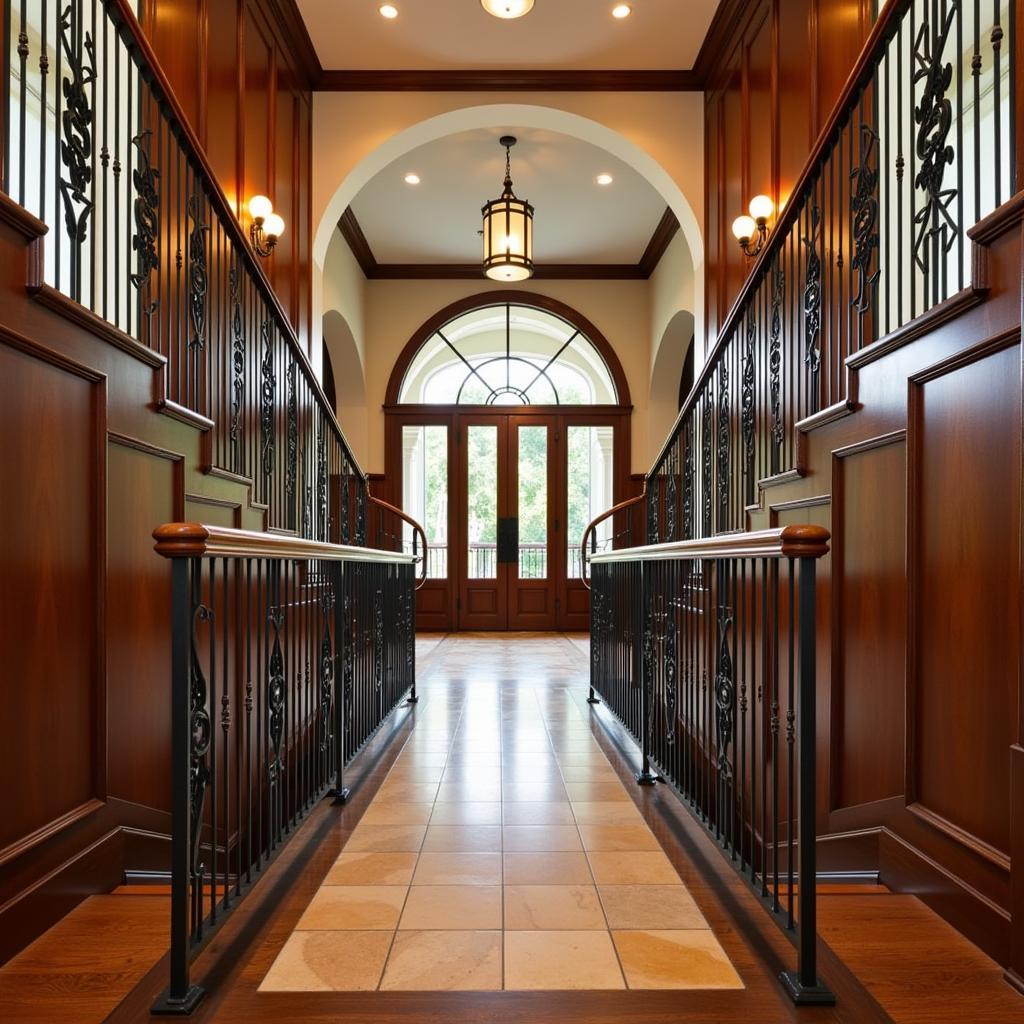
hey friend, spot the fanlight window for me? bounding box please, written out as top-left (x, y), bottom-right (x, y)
top-left (398, 304), bottom-right (618, 406)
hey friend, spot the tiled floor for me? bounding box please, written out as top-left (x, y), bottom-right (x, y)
top-left (260, 633), bottom-right (743, 993)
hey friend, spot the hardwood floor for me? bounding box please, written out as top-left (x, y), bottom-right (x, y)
top-left (3, 634), bottom-right (1022, 1022)
top-left (0, 894), bottom-right (169, 1023)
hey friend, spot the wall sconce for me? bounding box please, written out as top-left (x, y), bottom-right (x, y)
top-left (731, 194), bottom-right (774, 258)
top-left (248, 195), bottom-right (285, 257)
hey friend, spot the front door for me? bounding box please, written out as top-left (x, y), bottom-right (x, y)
top-left (395, 411), bottom-right (620, 631)
top-left (459, 415), bottom-right (557, 630)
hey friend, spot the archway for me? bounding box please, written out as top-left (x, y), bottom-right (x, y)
top-left (648, 310), bottom-right (695, 464)
top-left (384, 291), bottom-right (632, 633)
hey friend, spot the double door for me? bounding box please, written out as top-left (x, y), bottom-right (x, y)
top-left (394, 411), bottom-right (621, 631)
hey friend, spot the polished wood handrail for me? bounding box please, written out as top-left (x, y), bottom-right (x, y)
top-left (102, 0), bottom-right (364, 483)
top-left (153, 523), bottom-right (417, 563)
top-left (650, 0), bottom-right (913, 474)
top-left (367, 495), bottom-right (430, 589)
top-left (587, 524), bottom-right (831, 564)
top-left (578, 487), bottom-right (647, 590)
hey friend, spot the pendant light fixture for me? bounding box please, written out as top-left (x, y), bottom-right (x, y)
top-left (481, 136), bottom-right (534, 282)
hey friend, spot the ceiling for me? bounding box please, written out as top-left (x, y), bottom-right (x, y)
top-left (297, 0), bottom-right (720, 71)
top-left (349, 127), bottom-right (667, 265)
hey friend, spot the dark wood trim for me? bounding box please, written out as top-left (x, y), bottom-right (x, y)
top-left (637, 207), bottom-right (681, 277)
top-left (0, 189), bottom-right (48, 239)
top-left (693, 0), bottom-right (755, 87)
top-left (337, 205), bottom-right (377, 278)
top-left (383, 289), bottom-right (632, 408)
top-left (316, 69), bottom-right (702, 92)
top-left (338, 205), bottom-right (678, 281)
top-left (271, 0), bottom-right (323, 88)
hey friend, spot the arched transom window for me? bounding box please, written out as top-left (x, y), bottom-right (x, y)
top-left (397, 303), bottom-right (618, 406)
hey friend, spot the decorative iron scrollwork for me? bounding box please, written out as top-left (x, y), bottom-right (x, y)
top-left (716, 363), bottom-right (730, 530)
top-left (341, 466), bottom-right (351, 544)
top-left (57, 4), bottom-right (95, 255)
top-left (317, 424), bottom-right (328, 543)
top-left (802, 204), bottom-right (822, 411)
top-left (260, 320), bottom-right (275, 483)
top-left (318, 590), bottom-right (334, 756)
top-left (356, 484), bottom-right (367, 545)
top-left (714, 592), bottom-right (735, 781)
top-left (285, 362), bottom-right (298, 508)
top-left (741, 317), bottom-right (756, 504)
top-left (665, 609), bottom-right (678, 747)
top-left (189, 602), bottom-right (213, 902)
top-left (130, 130), bottom-right (160, 322)
top-left (186, 195), bottom-right (210, 352)
top-left (850, 124), bottom-right (880, 315)
top-left (912, 2), bottom-right (958, 274)
top-left (228, 267), bottom-right (245, 467)
top-left (682, 424), bottom-right (694, 540)
top-left (267, 603), bottom-right (286, 789)
top-left (768, 263), bottom-right (785, 472)
top-left (373, 588), bottom-right (384, 692)
top-left (701, 392), bottom-right (713, 537)
top-left (647, 481), bottom-right (659, 542)
top-left (665, 450), bottom-right (677, 542)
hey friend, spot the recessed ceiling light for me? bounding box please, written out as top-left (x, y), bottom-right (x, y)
top-left (596, 173), bottom-right (614, 186)
top-left (480, 0), bottom-right (535, 19)
top-left (612, 3), bottom-right (632, 18)
top-left (379, 4), bottom-right (398, 18)
top-left (404, 172), bottom-right (421, 185)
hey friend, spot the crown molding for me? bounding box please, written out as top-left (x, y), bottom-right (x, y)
top-left (692, 0), bottom-right (754, 86)
top-left (273, 0), bottom-right (324, 88)
top-left (337, 205), bottom-right (679, 281)
top-left (316, 68), bottom-right (701, 92)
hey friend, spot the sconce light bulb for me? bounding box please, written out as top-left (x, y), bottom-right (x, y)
top-left (248, 194), bottom-right (273, 224)
top-left (748, 193), bottom-right (774, 224)
top-left (732, 215), bottom-right (756, 243)
top-left (263, 213), bottom-right (285, 240)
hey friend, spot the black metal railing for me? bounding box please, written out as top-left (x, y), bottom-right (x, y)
top-left (588, 526), bottom-right (833, 1005)
top-left (647, 0), bottom-right (1016, 541)
top-left (1, 0), bottom-right (370, 542)
top-left (150, 523), bottom-right (417, 1015)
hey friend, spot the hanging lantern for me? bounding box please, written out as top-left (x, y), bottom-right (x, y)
top-left (481, 136), bottom-right (534, 282)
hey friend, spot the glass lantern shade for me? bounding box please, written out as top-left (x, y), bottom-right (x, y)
top-left (481, 194), bottom-right (534, 282)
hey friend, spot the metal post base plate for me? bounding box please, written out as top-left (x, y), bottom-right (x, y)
top-left (151, 984), bottom-right (205, 1015)
top-left (406, 694), bottom-right (420, 704)
top-left (635, 770), bottom-right (659, 786)
top-left (331, 787), bottom-right (351, 804)
top-left (778, 970), bottom-right (836, 1006)
top-left (586, 695), bottom-right (601, 704)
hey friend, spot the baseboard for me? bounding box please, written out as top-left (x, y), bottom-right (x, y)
top-left (0, 824), bottom-right (170, 967)
top-left (879, 827), bottom-right (1010, 965)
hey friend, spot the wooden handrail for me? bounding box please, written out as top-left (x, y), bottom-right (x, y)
top-left (367, 495), bottom-right (430, 589)
top-left (153, 523), bottom-right (417, 564)
top-left (650, 0), bottom-right (913, 475)
top-left (102, 0), bottom-right (365, 483)
top-left (587, 525), bottom-right (831, 564)
top-left (579, 487), bottom-right (647, 590)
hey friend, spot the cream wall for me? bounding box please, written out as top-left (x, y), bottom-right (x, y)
top-left (359, 277), bottom-right (651, 475)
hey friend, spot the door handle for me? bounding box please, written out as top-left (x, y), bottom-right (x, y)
top-left (497, 517), bottom-right (518, 564)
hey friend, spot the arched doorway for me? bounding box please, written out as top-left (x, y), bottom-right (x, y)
top-left (385, 291), bottom-right (632, 632)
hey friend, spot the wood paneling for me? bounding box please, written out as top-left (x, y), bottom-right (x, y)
top-left (832, 433), bottom-right (907, 811)
top-left (142, 0), bottom-right (312, 346)
top-left (0, 335), bottom-right (105, 862)
top-left (703, 0), bottom-right (872, 331)
top-left (909, 335), bottom-right (1021, 862)
top-left (105, 435), bottom-right (182, 813)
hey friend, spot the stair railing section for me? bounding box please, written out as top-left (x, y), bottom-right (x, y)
top-left (587, 526), bottom-right (833, 1005)
top-left (366, 493), bottom-right (430, 590)
top-left (1, 0), bottom-right (369, 541)
top-left (578, 486), bottom-right (646, 592)
top-left (150, 523), bottom-right (418, 1015)
top-left (647, 0), bottom-right (1016, 542)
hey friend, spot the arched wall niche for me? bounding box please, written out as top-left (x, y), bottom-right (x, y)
top-left (322, 309), bottom-right (369, 465)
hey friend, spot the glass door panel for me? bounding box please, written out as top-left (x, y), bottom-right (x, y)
top-left (566, 425), bottom-right (615, 577)
top-left (401, 424), bottom-right (449, 578)
top-left (517, 425), bottom-right (548, 580)
top-left (466, 424), bottom-right (498, 579)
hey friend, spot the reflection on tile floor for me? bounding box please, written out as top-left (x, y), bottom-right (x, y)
top-left (260, 633), bottom-right (743, 993)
